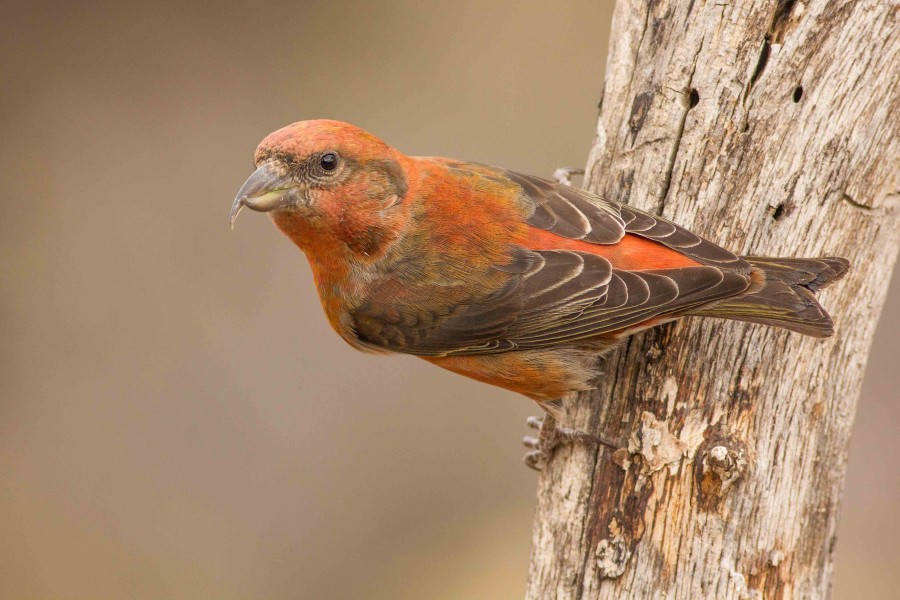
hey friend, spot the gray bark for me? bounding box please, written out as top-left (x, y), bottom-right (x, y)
top-left (526, 1), bottom-right (900, 598)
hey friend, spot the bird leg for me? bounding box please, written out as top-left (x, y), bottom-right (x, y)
top-left (522, 414), bottom-right (618, 471)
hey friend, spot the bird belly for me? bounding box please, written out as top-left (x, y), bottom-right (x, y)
top-left (423, 345), bottom-right (615, 404)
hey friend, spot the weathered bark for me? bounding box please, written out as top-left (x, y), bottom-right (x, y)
top-left (527, 1), bottom-right (900, 598)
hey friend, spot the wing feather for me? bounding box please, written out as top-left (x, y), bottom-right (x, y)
top-left (508, 170), bottom-right (749, 270)
top-left (353, 249), bottom-right (749, 356)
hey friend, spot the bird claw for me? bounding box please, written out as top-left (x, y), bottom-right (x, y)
top-left (522, 414), bottom-right (620, 471)
top-left (523, 449), bottom-right (548, 471)
top-left (526, 416), bottom-right (544, 430)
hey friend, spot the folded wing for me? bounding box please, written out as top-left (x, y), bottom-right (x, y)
top-left (352, 164), bottom-right (753, 356)
top-left (353, 248), bottom-right (750, 356)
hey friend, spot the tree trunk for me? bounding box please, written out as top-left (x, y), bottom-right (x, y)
top-left (526, 1), bottom-right (900, 598)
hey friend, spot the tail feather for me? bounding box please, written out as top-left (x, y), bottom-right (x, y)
top-left (691, 256), bottom-right (850, 337)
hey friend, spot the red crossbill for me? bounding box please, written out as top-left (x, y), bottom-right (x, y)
top-left (230, 120), bottom-right (848, 467)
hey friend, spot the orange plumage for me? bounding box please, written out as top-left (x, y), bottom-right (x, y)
top-left (230, 120), bottom-right (848, 420)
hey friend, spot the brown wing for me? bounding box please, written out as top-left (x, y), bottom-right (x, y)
top-left (352, 248), bottom-right (750, 356)
top-left (505, 171), bottom-right (749, 271)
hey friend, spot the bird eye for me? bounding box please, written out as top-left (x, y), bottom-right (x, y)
top-left (320, 152), bottom-right (338, 171)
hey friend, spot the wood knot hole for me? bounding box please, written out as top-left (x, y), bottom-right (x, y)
top-left (771, 199), bottom-right (795, 221)
top-left (696, 440), bottom-right (748, 509)
top-left (704, 445), bottom-right (745, 490)
top-left (688, 88), bottom-right (700, 109)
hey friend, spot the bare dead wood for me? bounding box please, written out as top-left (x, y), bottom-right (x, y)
top-left (527, 1), bottom-right (900, 598)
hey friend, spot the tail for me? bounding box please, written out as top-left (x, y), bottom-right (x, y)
top-left (690, 256), bottom-right (850, 337)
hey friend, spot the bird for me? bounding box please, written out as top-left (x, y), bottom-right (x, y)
top-left (230, 119), bottom-right (849, 468)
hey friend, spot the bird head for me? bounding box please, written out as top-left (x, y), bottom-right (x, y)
top-left (230, 120), bottom-right (409, 257)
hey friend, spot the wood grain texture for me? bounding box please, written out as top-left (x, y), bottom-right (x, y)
top-left (526, 1), bottom-right (900, 598)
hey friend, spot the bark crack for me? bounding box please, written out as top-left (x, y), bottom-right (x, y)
top-left (841, 192), bottom-right (898, 216)
top-left (659, 40), bottom-right (704, 213)
top-left (573, 392), bottom-right (603, 600)
top-left (621, 1), bottom-right (655, 152)
top-left (573, 338), bottom-right (635, 600)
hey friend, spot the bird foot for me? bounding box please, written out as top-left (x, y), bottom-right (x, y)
top-left (522, 415), bottom-right (618, 471)
top-left (552, 166), bottom-right (585, 186)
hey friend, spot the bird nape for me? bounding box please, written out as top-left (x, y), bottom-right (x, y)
top-left (230, 119), bottom-right (849, 469)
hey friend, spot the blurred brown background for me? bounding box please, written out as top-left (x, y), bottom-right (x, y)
top-left (1, 1), bottom-right (897, 598)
